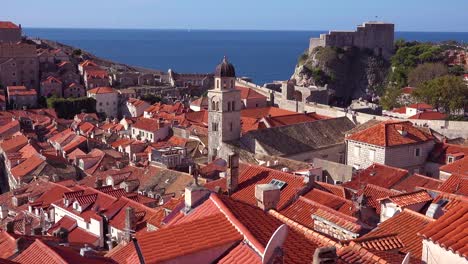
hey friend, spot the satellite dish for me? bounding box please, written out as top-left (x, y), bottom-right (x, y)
top-left (262, 224), bottom-right (289, 264)
top-left (401, 252), bottom-right (411, 264)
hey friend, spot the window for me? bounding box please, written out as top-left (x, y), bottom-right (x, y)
top-left (415, 148), bottom-right (421, 157)
top-left (230, 122), bottom-right (233, 132)
top-left (216, 80), bottom-right (220, 89)
top-left (212, 122), bottom-right (218, 132)
top-left (369, 149), bottom-right (376, 161)
top-left (447, 156), bottom-right (455, 164)
top-left (227, 102), bottom-right (231, 111)
top-left (232, 101), bottom-right (235, 111)
top-left (354, 146), bottom-right (361, 157)
top-left (211, 100), bottom-right (215, 110)
top-left (269, 179), bottom-right (287, 190)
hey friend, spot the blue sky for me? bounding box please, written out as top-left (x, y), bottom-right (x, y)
top-left (3, 0), bottom-right (468, 31)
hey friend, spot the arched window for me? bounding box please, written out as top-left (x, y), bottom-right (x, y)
top-left (211, 100), bottom-right (216, 111)
top-left (223, 80), bottom-right (226, 88)
top-left (215, 102), bottom-right (219, 111)
top-left (216, 79), bottom-right (220, 89)
top-left (227, 102), bottom-right (231, 111)
top-left (232, 101), bottom-right (235, 111)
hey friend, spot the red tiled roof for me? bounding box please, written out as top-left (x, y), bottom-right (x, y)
top-left (129, 213), bottom-right (242, 263)
top-left (346, 120), bottom-right (433, 147)
top-left (235, 86), bottom-right (267, 100)
top-left (218, 242), bottom-right (261, 264)
top-left (87, 87), bottom-right (115, 94)
top-left (439, 156), bottom-right (468, 176)
top-left (0, 21), bottom-right (19, 29)
top-left (407, 103), bottom-right (433, 110)
top-left (13, 239), bottom-right (114, 264)
top-left (0, 134), bottom-right (28, 153)
top-left (356, 184), bottom-right (399, 214)
top-left (314, 181), bottom-right (351, 198)
top-left (42, 76), bottom-right (62, 84)
top-left (382, 190), bottom-right (433, 207)
top-left (362, 209), bottom-right (434, 258)
top-left (203, 164), bottom-right (307, 210)
top-left (430, 142), bottom-right (468, 165)
top-left (241, 107), bottom-right (296, 119)
top-left (68, 227), bottom-right (100, 246)
top-left (79, 60), bottom-right (98, 67)
top-left (401, 86), bottom-right (415, 94)
top-left (0, 231), bottom-right (16, 259)
top-left (132, 118), bottom-right (162, 131)
top-left (393, 173), bottom-right (444, 192)
top-left (438, 173), bottom-right (468, 196)
top-left (409, 111), bottom-right (447, 120)
top-left (343, 163), bottom-right (409, 190)
top-left (354, 233), bottom-right (405, 251)
top-left (418, 202), bottom-right (468, 258)
top-left (302, 188), bottom-right (357, 216)
top-left (7, 86), bottom-right (37, 96)
top-left (313, 207), bottom-right (362, 233)
top-left (391, 106), bottom-right (407, 114)
top-left (10, 154), bottom-right (45, 179)
top-left (127, 98), bottom-right (148, 108)
top-left (86, 69), bottom-right (108, 79)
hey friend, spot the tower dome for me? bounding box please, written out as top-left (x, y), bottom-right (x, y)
top-left (215, 56), bottom-right (236, 78)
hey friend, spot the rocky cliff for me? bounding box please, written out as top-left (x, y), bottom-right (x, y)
top-left (291, 46), bottom-right (390, 104)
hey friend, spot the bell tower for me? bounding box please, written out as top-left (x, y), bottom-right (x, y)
top-left (208, 57), bottom-right (241, 161)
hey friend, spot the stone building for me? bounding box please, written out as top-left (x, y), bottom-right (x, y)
top-left (0, 21), bottom-right (22, 43)
top-left (208, 57), bottom-right (241, 161)
top-left (7, 85), bottom-right (38, 109)
top-left (0, 42), bottom-right (39, 90)
top-left (40, 76), bottom-right (63, 97)
top-left (345, 120), bottom-right (435, 173)
top-left (168, 69), bottom-right (213, 88)
top-left (131, 118), bottom-right (170, 143)
top-left (63, 83), bottom-right (85, 98)
top-left (309, 22), bottom-right (394, 59)
top-left (87, 87), bottom-right (118, 118)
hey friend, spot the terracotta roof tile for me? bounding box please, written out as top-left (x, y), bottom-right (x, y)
top-left (429, 142), bottom-right (468, 165)
top-left (419, 202), bottom-right (468, 258)
top-left (439, 156), bottom-right (468, 176)
top-left (235, 86), bottom-right (267, 100)
top-left (362, 209), bottom-right (434, 258)
top-left (203, 164), bottom-right (308, 210)
top-left (382, 190), bottom-right (433, 207)
top-left (356, 184), bottom-right (400, 214)
top-left (346, 120), bottom-right (433, 147)
top-left (438, 173), bottom-right (468, 196)
top-left (132, 118), bottom-right (163, 131)
top-left (0, 21), bottom-right (19, 29)
top-left (409, 111), bottom-right (447, 120)
top-left (218, 242), bottom-right (261, 264)
top-left (87, 87), bottom-right (115, 94)
top-left (10, 154), bottom-right (45, 179)
top-left (343, 163), bottom-right (409, 190)
top-left (302, 188), bottom-right (357, 216)
top-left (393, 173), bottom-right (444, 192)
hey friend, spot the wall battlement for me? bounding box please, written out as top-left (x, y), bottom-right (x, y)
top-left (309, 22), bottom-right (394, 59)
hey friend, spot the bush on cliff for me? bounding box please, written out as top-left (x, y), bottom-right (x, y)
top-left (47, 96), bottom-right (96, 119)
top-left (407, 63), bottom-right (448, 88)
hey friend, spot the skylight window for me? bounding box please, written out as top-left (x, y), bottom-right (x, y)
top-left (269, 179), bottom-right (287, 190)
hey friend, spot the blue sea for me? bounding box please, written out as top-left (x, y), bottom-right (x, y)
top-left (24, 28), bottom-right (468, 85)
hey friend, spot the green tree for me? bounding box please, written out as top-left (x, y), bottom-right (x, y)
top-left (448, 65), bottom-right (466, 76)
top-left (413, 75), bottom-right (468, 114)
top-left (380, 85), bottom-right (402, 110)
top-left (47, 97), bottom-right (96, 119)
top-left (407, 63), bottom-right (448, 87)
top-left (140, 94), bottom-right (162, 104)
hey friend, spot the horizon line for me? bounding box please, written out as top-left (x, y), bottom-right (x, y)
top-left (22, 26), bottom-right (468, 34)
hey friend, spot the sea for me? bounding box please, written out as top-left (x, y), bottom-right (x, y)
top-left (24, 28), bottom-right (468, 85)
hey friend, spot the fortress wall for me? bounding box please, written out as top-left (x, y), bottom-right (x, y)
top-left (237, 79), bottom-right (468, 138)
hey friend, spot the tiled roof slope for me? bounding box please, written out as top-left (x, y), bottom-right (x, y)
top-left (419, 202), bottom-right (468, 258)
top-left (361, 209), bottom-right (434, 258)
top-left (203, 164), bottom-right (308, 210)
top-left (218, 242), bottom-right (261, 264)
top-left (439, 156), bottom-right (468, 176)
top-left (383, 190), bottom-right (433, 207)
top-left (302, 188), bottom-right (357, 216)
top-left (346, 120), bottom-right (433, 147)
top-left (357, 184), bottom-right (400, 214)
top-left (438, 173), bottom-right (468, 196)
top-left (393, 174), bottom-right (444, 192)
top-left (242, 117), bottom-right (355, 156)
top-left (343, 163), bottom-right (409, 191)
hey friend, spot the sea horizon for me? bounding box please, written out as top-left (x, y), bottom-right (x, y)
top-left (24, 28), bottom-right (468, 85)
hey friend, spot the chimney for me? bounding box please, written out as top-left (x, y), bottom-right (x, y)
top-left (94, 178), bottom-right (103, 188)
top-left (255, 184), bottom-right (280, 211)
top-left (226, 153), bottom-right (239, 195)
top-left (184, 185), bottom-right (210, 213)
top-left (0, 205), bottom-right (8, 219)
top-left (6, 221), bottom-right (14, 233)
top-left (80, 244), bottom-right (94, 257)
top-left (15, 237), bottom-right (29, 253)
top-left (124, 207), bottom-right (136, 242)
top-left (312, 247), bottom-right (337, 264)
top-left (55, 227), bottom-right (69, 245)
top-left (22, 216), bottom-right (32, 235)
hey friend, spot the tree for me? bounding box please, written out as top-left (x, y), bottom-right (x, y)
top-left (448, 65), bottom-right (466, 76)
top-left (407, 63), bottom-right (448, 87)
top-left (72, 49), bottom-right (82, 56)
top-left (380, 85), bottom-right (402, 110)
top-left (140, 94), bottom-right (162, 104)
top-left (47, 96), bottom-right (96, 119)
top-left (413, 75), bottom-right (468, 114)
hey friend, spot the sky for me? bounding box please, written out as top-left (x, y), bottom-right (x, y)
top-left (3, 0), bottom-right (468, 32)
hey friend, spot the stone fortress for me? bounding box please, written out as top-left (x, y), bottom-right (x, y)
top-left (309, 21), bottom-right (395, 59)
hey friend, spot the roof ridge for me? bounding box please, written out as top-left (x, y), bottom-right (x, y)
top-left (209, 193), bottom-right (266, 256)
top-left (401, 208), bottom-right (435, 222)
